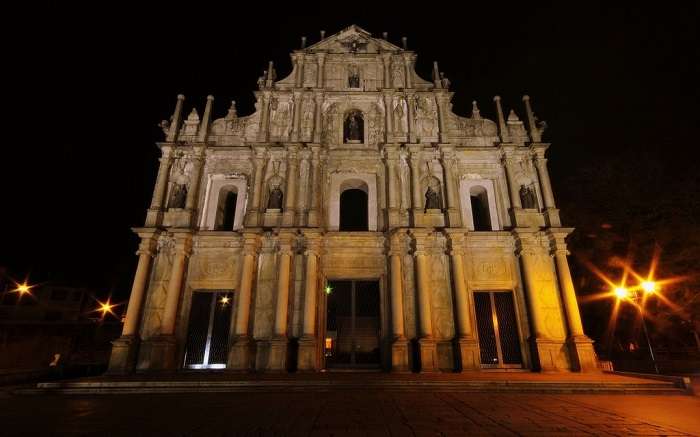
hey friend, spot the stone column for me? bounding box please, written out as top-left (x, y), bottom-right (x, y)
top-left (517, 231), bottom-right (569, 372)
top-left (502, 151), bottom-right (522, 210)
top-left (307, 146), bottom-right (321, 227)
top-left (549, 231), bottom-right (598, 372)
top-left (435, 92), bottom-right (450, 143)
top-left (184, 146), bottom-right (205, 226)
top-left (493, 96), bottom-right (511, 143)
top-left (385, 145), bottom-right (400, 227)
top-left (381, 53), bottom-right (392, 88)
top-left (446, 231), bottom-right (479, 370)
top-left (258, 92), bottom-right (270, 142)
top-left (440, 146), bottom-right (461, 227)
top-left (151, 233), bottom-right (192, 370)
top-left (146, 146), bottom-right (173, 226)
top-left (313, 92), bottom-right (324, 143)
top-left (406, 91), bottom-right (416, 143)
top-left (197, 95), bottom-right (214, 143)
top-left (228, 234), bottom-right (259, 370)
top-left (296, 149), bottom-right (310, 225)
top-left (293, 53), bottom-right (304, 88)
top-left (291, 90), bottom-right (303, 141)
top-left (298, 232), bottom-right (321, 371)
top-left (411, 230), bottom-right (437, 371)
top-left (402, 53), bottom-right (414, 89)
top-left (522, 95), bottom-right (542, 142)
top-left (282, 146), bottom-right (298, 226)
top-left (409, 148), bottom-right (422, 219)
top-left (269, 234), bottom-right (294, 370)
top-left (533, 151), bottom-right (555, 209)
top-left (316, 53), bottom-right (325, 88)
top-left (246, 148), bottom-right (266, 227)
top-left (383, 91), bottom-right (394, 142)
top-left (166, 94), bottom-right (185, 142)
top-left (108, 233), bottom-right (157, 374)
top-left (389, 232), bottom-right (410, 371)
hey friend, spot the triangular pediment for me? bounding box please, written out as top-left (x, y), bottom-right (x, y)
top-left (306, 24), bottom-right (403, 53)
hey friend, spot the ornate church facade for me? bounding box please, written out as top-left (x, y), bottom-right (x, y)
top-left (109, 25), bottom-right (598, 374)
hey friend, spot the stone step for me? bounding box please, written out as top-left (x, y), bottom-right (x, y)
top-left (20, 377), bottom-right (688, 395)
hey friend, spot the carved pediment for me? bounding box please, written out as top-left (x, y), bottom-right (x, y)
top-left (306, 25), bottom-right (402, 54)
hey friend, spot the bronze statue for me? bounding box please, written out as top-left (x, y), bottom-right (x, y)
top-left (168, 184), bottom-right (187, 209)
top-left (425, 185), bottom-right (443, 210)
top-left (344, 112), bottom-right (363, 142)
top-left (267, 186), bottom-right (283, 210)
top-left (520, 185), bottom-right (537, 209)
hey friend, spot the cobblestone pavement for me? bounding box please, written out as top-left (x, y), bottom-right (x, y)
top-left (1, 390), bottom-right (697, 436)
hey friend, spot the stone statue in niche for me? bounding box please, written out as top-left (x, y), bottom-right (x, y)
top-left (394, 98), bottom-right (405, 134)
top-left (168, 158), bottom-right (190, 209)
top-left (271, 102), bottom-right (290, 139)
top-left (344, 110), bottom-right (363, 143)
top-left (266, 162), bottom-right (284, 211)
top-left (302, 100), bottom-right (314, 139)
top-left (323, 104), bottom-right (338, 144)
top-left (347, 64), bottom-right (360, 88)
top-left (414, 96), bottom-right (437, 138)
top-left (425, 184), bottom-right (443, 211)
top-left (520, 185), bottom-right (538, 209)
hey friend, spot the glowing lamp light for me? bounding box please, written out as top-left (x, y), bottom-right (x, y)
top-left (325, 285), bottom-right (333, 295)
top-left (97, 299), bottom-right (115, 317)
top-left (614, 287), bottom-right (629, 300)
top-left (220, 296), bottom-right (230, 305)
top-left (641, 281), bottom-right (657, 294)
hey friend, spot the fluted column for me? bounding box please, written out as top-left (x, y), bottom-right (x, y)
top-left (409, 148), bottom-right (422, 214)
top-left (385, 146), bottom-right (400, 227)
top-left (282, 146), bottom-right (298, 226)
top-left (406, 91), bottom-right (416, 143)
top-left (146, 147), bottom-right (173, 226)
top-left (522, 95), bottom-right (542, 142)
top-left (502, 152), bottom-right (522, 210)
top-left (298, 233), bottom-right (321, 371)
top-left (493, 96), bottom-right (510, 143)
top-left (383, 91), bottom-right (394, 142)
top-left (197, 95), bottom-right (214, 142)
top-left (316, 53), bottom-right (325, 88)
top-left (228, 234), bottom-right (259, 370)
top-left (160, 236), bottom-right (192, 336)
top-left (313, 92), bottom-right (323, 143)
top-left (440, 147), bottom-right (461, 227)
top-left (269, 235), bottom-right (294, 370)
top-left (411, 230), bottom-right (437, 371)
top-left (258, 92), bottom-right (270, 142)
top-left (435, 92), bottom-right (450, 143)
top-left (122, 237), bottom-right (157, 337)
top-left (291, 90), bottom-right (303, 141)
top-left (245, 148), bottom-right (266, 227)
top-left (296, 149), bottom-right (310, 225)
top-left (533, 152), bottom-right (555, 209)
top-left (381, 53), bottom-right (392, 88)
top-left (184, 147), bottom-right (205, 225)
top-left (108, 232), bottom-right (157, 374)
top-left (166, 94), bottom-right (185, 142)
top-left (389, 232), bottom-right (410, 371)
top-left (307, 146), bottom-right (321, 227)
top-left (402, 53), bottom-right (414, 89)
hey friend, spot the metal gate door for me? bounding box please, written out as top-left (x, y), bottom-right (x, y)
top-left (325, 280), bottom-right (380, 368)
top-left (183, 291), bottom-right (233, 369)
top-left (474, 291), bottom-right (523, 368)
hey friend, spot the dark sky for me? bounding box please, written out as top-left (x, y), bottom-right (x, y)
top-left (4, 3), bottom-right (698, 302)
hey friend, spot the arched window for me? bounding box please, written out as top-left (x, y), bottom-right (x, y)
top-left (470, 186), bottom-right (492, 231)
top-left (215, 187), bottom-right (238, 231)
top-left (343, 110), bottom-right (364, 143)
top-left (339, 186), bottom-right (368, 231)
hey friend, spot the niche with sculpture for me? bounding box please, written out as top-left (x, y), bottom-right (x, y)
top-left (424, 176), bottom-right (444, 211)
top-left (343, 110), bottom-right (364, 143)
top-left (168, 158), bottom-right (190, 209)
top-left (519, 184), bottom-right (538, 209)
top-left (266, 162), bottom-right (285, 211)
top-left (347, 64), bottom-right (360, 88)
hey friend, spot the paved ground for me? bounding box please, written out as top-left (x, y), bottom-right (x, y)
top-left (1, 388), bottom-right (698, 436)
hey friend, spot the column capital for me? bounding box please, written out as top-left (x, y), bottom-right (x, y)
top-left (136, 237), bottom-right (158, 257)
top-left (171, 233), bottom-right (193, 256)
top-left (302, 230), bottom-right (323, 255)
top-left (241, 233), bottom-right (261, 256)
top-left (445, 229), bottom-right (466, 253)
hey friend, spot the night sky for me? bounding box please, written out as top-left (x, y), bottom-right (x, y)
top-left (4, 2), bottom-right (698, 321)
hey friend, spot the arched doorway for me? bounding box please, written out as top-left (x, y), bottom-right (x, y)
top-left (339, 188), bottom-right (368, 231)
top-left (215, 187), bottom-right (238, 231)
top-left (470, 186), bottom-right (492, 231)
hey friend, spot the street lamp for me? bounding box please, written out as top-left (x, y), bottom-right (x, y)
top-left (614, 281), bottom-right (660, 374)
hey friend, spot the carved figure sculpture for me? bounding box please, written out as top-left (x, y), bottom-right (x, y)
top-left (520, 185), bottom-right (538, 209)
top-left (425, 185), bottom-right (443, 210)
top-left (268, 186), bottom-right (284, 210)
top-left (344, 111), bottom-right (363, 142)
top-left (394, 99), bottom-right (405, 134)
top-left (348, 64), bottom-right (360, 88)
top-left (168, 183), bottom-right (187, 209)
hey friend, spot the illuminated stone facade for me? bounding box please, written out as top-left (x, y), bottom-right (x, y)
top-left (109, 25), bottom-right (597, 374)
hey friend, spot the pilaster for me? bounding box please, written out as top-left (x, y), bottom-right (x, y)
top-left (389, 230), bottom-right (410, 372)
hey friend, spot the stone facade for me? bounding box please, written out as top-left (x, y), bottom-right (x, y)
top-left (109, 25), bottom-right (598, 374)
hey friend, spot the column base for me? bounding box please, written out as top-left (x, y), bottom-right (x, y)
top-left (568, 335), bottom-right (600, 372)
top-left (107, 335), bottom-right (140, 375)
top-left (227, 336), bottom-right (253, 371)
top-left (143, 335), bottom-right (178, 371)
top-left (391, 338), bottom-right (410, 372)
top-left (307, 210), bottom-right (319, 227)
top-left (456, 337), bottom-right (480, 371)
top-left (297, 336), bottom-right (317, 371)
top-left (266, 337), bottom-right (289, 371)
top-left (532, 337), bottom-right (569, 372)
top-left (418, 338), bottom-right (438, 373)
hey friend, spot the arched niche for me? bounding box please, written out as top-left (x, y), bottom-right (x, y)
top-left (329, 174), bottom-right (377, 231)
top-left (200, 174), bottom-right (248, 231)
top-left (459, 179), bottom-right (501, 231)
top-left (343, 109), bottom-right (364, 144)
